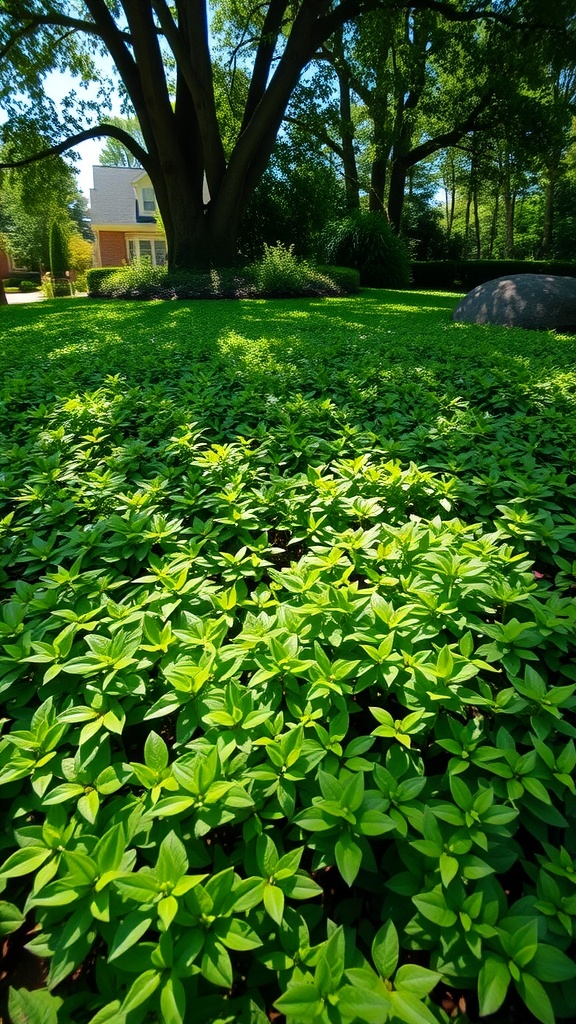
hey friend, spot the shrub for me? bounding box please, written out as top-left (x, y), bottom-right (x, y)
top-left (99, 257), bottom-right (165, 298)
top-left (74, 272), bottom-right (88, 293)
top-left (52, 281), bottom-right (72, 297)
top-left (49, 219), bottom-right (69, 279)
top-left (18, 280), bottom-right (38, 292)
top-left (86, 267), bottom-right (122, 294)
top-left (319, 211), bottom-right (411, 287)
top-left (88, 253), bottom-right (359, 299)
top-left (68, 233), bottom-right (94, 275)
top-left (250, 243), bottom-right (315, 295)
top-left (312, 264), bottom-right (361, 294)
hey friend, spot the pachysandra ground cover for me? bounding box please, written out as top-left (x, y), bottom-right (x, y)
top-left (0, 291), bottom-right (575, 1024)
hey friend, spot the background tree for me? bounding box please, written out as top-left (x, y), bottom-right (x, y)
top-left (49, 217), bottom-right (70, 292)
top-left (98, 115), bottom-right (144, 167)
top-left (0, 133), bottom-right (88, 270)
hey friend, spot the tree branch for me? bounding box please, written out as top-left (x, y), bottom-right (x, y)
top-left (0, 125), bottom-right (150, 172)
top-left (283, 114), bottom-right (345, 160)
top-left (80, 0), bottom-right (160, 159)
top-left (242, 0), bottom-right (290, 129)
top-left (0, 9), bottom-right (132, 58)
top-left (398, 91), bottom-right (494, 170)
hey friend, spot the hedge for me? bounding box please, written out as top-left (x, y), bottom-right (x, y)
top-left (86, 267), bottom-right (122, 293)
top-left (411, 260), bottom-right (576, 291)
top-left (87, 263), bottom-right (361, 299)
top-left (2, 271), bottom-right (41, 286)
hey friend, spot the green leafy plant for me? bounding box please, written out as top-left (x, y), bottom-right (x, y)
top-left (319, 211), bottom-right (411, 287)
top-left (0, 291), bottom-right (575, 1023)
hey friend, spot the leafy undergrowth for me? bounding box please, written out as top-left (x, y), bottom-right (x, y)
top-left (0, 291), bottom-right (576, 1024)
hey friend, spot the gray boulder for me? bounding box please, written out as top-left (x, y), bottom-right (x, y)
top-left (452, 274), bottom-right (576, 332)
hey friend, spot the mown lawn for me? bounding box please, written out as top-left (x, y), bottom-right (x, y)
top-left (1, 291), bottom-right (576, 1024)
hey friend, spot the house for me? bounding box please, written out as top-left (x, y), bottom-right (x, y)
top-left (89, 165), bottom-right (167, 268)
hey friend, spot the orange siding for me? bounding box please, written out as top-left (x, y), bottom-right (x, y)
top-left (99, 231), bottom-right (127, 267)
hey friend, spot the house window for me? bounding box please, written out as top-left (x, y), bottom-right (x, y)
top-left (154, 240), bottom-right (167, 266)
top-left (142, 187), bottom-right (156, 212)
top-left (127, 238), bottom-right (167, 266)
top-left (139, 240), bottom-right (153, 260)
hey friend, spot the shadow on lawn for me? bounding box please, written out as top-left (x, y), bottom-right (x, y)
top-left (2, 291), bottom-right (576, 444)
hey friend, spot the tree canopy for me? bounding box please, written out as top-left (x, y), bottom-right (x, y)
top-left (0, 1), bottom-right (574, 269)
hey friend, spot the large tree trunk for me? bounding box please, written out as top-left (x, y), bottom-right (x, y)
top-left (334, 30), bottom-right (360, 211)
top-left (444, 155), bottom-right (456, 239)
top-left (502, 149), bottom-right (515, 257)
top-left (488, 190), bottom-right (499, 257)
top-left (387, 159), bottom-right (407, 233)
top-left (473, 186), bottom-right (481, 257)
top-left (369, 109), bottom-right (388, 214)
top-left (0, 278), bottom-right (7, 306)
top-left (540, 168), bottom-right (556, 258)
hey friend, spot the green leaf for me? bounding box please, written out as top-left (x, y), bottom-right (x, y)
top-left (121, 970), bottom-right (161, 1013)
top-left (508, 918), bottom-right (538, 966)
top-left (160, 975), bottom-right (186, 1024)
top-left (529, 944), bottom-right (576, 983)
top-left (516, 973), bottom-right (555, 1024)
top-left (295, 809), bottom-right (334, 832)
top-left (113, 873), bottom-right (160, 902)
top-left (439, 852), bottom-right (459, 887)
top-left (108, 911), bottom-right (154, 961)
top-left (478, 955), bottom-right (510, 1016)
top-left (0, 900), bottom-right (25, 937)
top-left (281, 873), bottom-right (322, 899)
top-left (146, 795), bottom-right (195, 817)
top-left (338, 984), bottom-right (391, 1023)
top-left (8, 988), bottom-right (62, 1024)
top-left (200, 935), bottom-right (233, 988)
top-left (522, 777), bottom-right (552, 804)
top-left (412, 890), bottom-right (457, 927)
top-left (94, 824), bottom-right (126, 875)
top-left (78, 789), bottom-right (100, 823)
top-left (274, 984), bottom-right (323, 1019)
top-left (85, 1002), bottom-right (125, 1024)
top-left (256, 833), bottom-right (278, 876)
top-left (158, 895), bottom-right (178, 930)
top-left (263, 882), bottom-right (285, 924)
top-left (389, 989), bottom-right (439, 1024)
top-left (145, 731), bottom-right (169, 772)
top-left (372, 920), bottom-right (398, 979)
top-left (213, 917), bottom-right (263, 951)
top-left (395, 964), bottom-right (442, 997)
top-left (0, 847), bottom-right (51, 878)
top-left (156, 831), bottom-right (188, 884)
top-left (335, 832), bottom-right (362, 886)
top-left (274, 845), bottom-right (304, 880)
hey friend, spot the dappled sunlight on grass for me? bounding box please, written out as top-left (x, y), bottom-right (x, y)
top-left (2, 293), bottom-right (575, 421)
